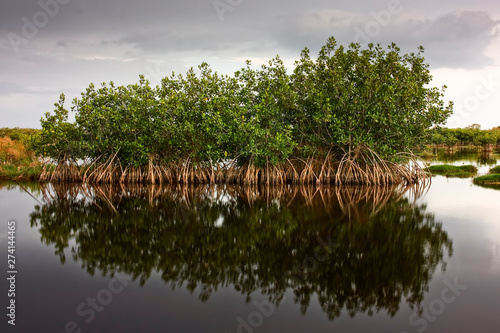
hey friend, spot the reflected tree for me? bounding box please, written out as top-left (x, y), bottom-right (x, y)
top-left (433, 148), bottom-right (498, 166)
top-left (29, 183), bottom-right (452, 321)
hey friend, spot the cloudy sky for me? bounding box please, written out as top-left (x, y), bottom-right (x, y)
top-left (1, 0), bottom-right (499, 129)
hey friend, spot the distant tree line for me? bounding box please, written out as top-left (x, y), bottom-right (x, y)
top-left (0, 127), bottom-right (39, 145)
top-left (426, 125), bottom-right (500, 150)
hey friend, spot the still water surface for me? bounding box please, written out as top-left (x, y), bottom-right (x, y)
top-left (1, 151), bottom-right (499, 333)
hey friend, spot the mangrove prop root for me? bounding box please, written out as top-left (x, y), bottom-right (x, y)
top-left (39, 149), bottom-right (429, 186)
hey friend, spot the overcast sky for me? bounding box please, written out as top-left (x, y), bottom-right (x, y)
top-left (1, 0), bottom-right (499, 129)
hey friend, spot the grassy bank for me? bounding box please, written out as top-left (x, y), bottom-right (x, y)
top-left (0, 164), bottom-right (43, 181)
top-left (427, 164), bottom-right (478, 178)
top-left (489, 165), bottom-right (500, 174)
top-left (473, 174), bottom-right (500, 185)
top-left (473, 165), bottom-right (500, 185)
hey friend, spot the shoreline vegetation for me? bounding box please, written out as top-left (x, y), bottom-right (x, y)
top-left (29, 39), bottom-right (454, 185)
top-left (427, 126), bottom-right (500, 153)
top-left (2, 143), bottom-right (498, 183)
top-left (0, 129), bottom-right (42, 181)
top-left (473, 165), bottom-right (500, 185)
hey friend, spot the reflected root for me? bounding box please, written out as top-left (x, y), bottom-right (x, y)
top-left (40, 181), bottom-right (430, 223)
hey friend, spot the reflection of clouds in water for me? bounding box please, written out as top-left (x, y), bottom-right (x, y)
top-left (427, 150), bottom-right (500, 175)
top-left (0, 222), bottom-right (9, 244)
top-left (485, 211), bottom-right (500, 273)
top-left (214, 215), bottom-right (224, 228)
top-left (491, 242), bottom-right (500, 274)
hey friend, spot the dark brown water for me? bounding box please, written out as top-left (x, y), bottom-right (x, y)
top-left (1, 152), bottom-right (499, 333)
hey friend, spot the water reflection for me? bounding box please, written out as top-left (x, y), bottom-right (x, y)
top-left (432, 148), bottom-right (499, 166)
top-left (474, 183), bottom-right (500, 191)
top-left (29, 183), bottom-right (452, 321)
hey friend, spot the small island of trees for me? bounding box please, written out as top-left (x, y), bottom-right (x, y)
top-left (27, 38), bottom-right (456, 184)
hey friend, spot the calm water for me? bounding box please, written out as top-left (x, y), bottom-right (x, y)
top-left (1, 151), bottom-right (499, 333)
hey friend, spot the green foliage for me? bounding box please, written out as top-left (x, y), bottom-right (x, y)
top-left (292, 40), bottom-right (452, 157)
top-left (452, 128), bottom-right (476, 145)
top-left (426, 126), bottom-right (499, 148)
top-left (473, 173), bottom-right (500, 185)
top-left (71, 78), bottom-right (160, 166)
top-left (489, 165), bottom-right (500, 174)
top-left (473, 165), bottom-right (500, 185)
top-left (492, 128), bottom-right (500, 144)
top-left (31, 94), bottom-right (80, 161)
top-left (232, 58), bottom-right (297, 167)
top-left (474, 165), bottom-right (500, 185)
top-left (34, 38), bottom-right (453, 178)
top-left (0, 163), bottom-right (43, 180)
top-left (443, 133), bottom-right (459, 147)
top-left (473, 131), bottom-right (496, 146)
top-left (0, 127), bottom-right (40, 146)
top-left (429, 132), bottom-right (445, 146)
top-left (427, 127), bottom-right (460, 147)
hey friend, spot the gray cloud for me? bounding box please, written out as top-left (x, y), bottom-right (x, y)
top-left (100, 8), bottom-right (499, 70)
top-left (1, 1), bottom-right (498, 68)
top-left (378, 11), bottom-right (500, 69)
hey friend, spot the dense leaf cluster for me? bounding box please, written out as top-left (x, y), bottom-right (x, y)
top-left (32, 38), bottom-right (452, 171)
